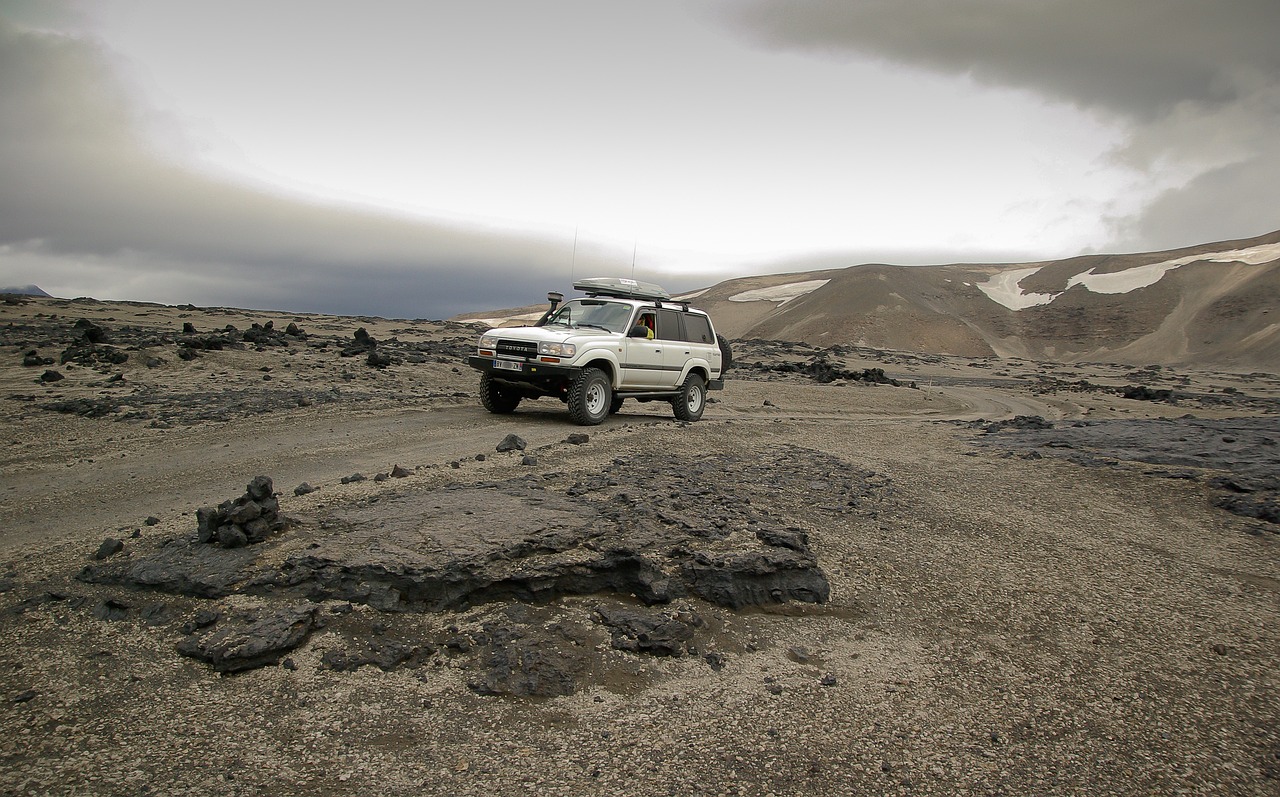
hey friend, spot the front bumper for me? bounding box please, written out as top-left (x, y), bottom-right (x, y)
top-left (467, 355), bottom-right (582, 393)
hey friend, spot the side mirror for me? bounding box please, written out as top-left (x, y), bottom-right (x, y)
top-left (628, 325), bottom-right (649, 338)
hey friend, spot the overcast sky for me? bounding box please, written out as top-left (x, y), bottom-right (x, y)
top-left (1, 0), bottom-right (1276, 318)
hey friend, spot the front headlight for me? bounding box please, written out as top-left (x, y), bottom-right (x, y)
top-left (478, 334), bottom-right (498, 350)
top-left (538, 341), bottom-right (576, 357)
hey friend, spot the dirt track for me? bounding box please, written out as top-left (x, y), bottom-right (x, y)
top-left (1, 297), bottom-right (1278, 796)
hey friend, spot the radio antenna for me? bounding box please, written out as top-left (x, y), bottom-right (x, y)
top-left (570, 224), bottom-right (579, 282)
top-left (630, 239), bottom-right (637, 279)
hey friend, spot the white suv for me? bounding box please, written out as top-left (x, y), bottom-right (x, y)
top-left (467, 278), bottom-right (726, 425)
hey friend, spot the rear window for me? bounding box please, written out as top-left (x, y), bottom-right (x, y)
top-left (681, 313), bottom-right (713, 344)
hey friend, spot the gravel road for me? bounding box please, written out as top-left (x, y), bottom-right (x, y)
top-left (1, 298), bottom-right (1277, 796)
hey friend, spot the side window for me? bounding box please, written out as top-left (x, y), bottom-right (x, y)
top-left (682, 313), bottom-right (713, 344)
top-left (655, 309), bottom-right (683, 341)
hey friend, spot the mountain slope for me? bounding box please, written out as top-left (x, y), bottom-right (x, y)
top-left (694, 229), bottom-right (1280, 370)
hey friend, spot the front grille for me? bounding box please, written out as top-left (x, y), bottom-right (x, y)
top-left (496, 340), bottom-right (536, 358)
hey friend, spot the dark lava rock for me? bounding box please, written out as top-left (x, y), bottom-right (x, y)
top-left (980, 415), bottom-right (1054, 433)
top-left (60, 320), bottom-right (128, 366)
top-left (1121, 385), bottom-right (1175, 402)
top-left (93, 538), bottom-right (124, 560)
top-left (39, 369), bottom-right (64, 383)
top-left (22, 350), bottom-right (53, 367)
top-left (466, 627), bottom-right (587, 698)
top-left (592, 604), bottom-right (702, 656)
top-left (340, 327), bottom-right (378, 357)
top-left (92, 598), bottom-right (131, 621)
top-left (755, 527), bottom-right (809, 552)
top-left (496, 434), bottom-right (527, 452)
top-left (79, 539), bottom-right (259, 598)
top-left (972, 417), bottom-right (1280, 527)
top-left (294, 482), bottom-right (318, 496)
top-left (566, 433), bottom-right (590, 445)
top-left (366, 350), bottom-right (393, 369)
top-left (176, 604), bottom-right (319, 673)
top-left (320, 641), bottom-right (431, 672)
top-left (340, 473), bottom-right (366, 484)
top-left (196, 476), bottom-right (285, 547)
top-left (390, 464), bottom-right (414, 478)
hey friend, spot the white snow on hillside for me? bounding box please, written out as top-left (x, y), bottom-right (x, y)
top-left (976, 267), bottom-right (1056, 310)
top-left (1066, 241), bottom-right (1280, 294)
top-left (729, 280), bottom-right (829, 304)
top-left (979, 241), bottom-right (1280, 310)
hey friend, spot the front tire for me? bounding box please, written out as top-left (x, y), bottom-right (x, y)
top-left (568, 367), bottom-right (611, 425)
top-left (672, 372), bottom-right (705, 422)
top-left (480, 374), bottom-right (521, 414)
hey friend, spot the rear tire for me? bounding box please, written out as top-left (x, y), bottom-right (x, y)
top-left (480, 374), bottom-right (521, 414)
top-left (568, 367), bottom-right (611, 425)
top-left (672, 372), bottom-right (705, 422)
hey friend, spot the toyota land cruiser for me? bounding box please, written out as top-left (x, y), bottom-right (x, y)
top-left (467, 277), bottom-right (727, 425)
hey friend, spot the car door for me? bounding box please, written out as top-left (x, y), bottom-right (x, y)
top-left (654, 309), bottom-right (689, 388)
top-left (620, 309), bottom-right (665, 388)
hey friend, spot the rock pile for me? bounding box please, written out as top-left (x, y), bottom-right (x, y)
top-left (60, 319), bottom-right (128, 367)
top-left (196, 476), bottom-right (287, 548)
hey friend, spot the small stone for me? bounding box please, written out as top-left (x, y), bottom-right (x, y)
top-left (294, 483), bottom-right (317, 496)
top-left (521, 455), bottom-right (538, 466)
top-left (39, 370), bottom-right (64, 383)
top-left (341, 473), bottom-right (366, 484)
top-left (391, 464), bottom-right (414, 478)
top-left (144, 516), bottom-right (160, 526)
top-left (13, 689), bottom-right (37, 704)
top-left (497, 434), bottom-right (527, 452)
top-left (93, 538), bottom-right (124, 560)
top-left (819, 673), bottom-right (837, 687)
top-left (566, 433), bottom-right (590, 445)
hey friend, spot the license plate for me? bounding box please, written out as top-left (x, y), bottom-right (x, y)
top-left (493, 359), bottom-right (523, 372)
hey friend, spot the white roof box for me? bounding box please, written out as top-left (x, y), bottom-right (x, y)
top-left (572, 277), bottom-right (671, 301)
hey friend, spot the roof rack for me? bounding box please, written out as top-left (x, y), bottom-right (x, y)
top-left (572, 277), bottom-right (671, 301)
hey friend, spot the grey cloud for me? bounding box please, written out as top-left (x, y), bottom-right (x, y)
top-left (725, 0), bottom-right (1280, 250)
top-left (725, 0), bottom-right (1280, 118)
top-left (0, 18), bottom-right (630, 319)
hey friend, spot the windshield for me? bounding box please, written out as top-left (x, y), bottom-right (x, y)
top-left (544, 299), bottom-right (633, 333)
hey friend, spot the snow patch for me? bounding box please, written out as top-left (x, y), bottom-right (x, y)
top-left (729, 279), bottom-right (829, 304)
top-left (978, 241), bottom-right (1280, 310)
top-left (1066, 242), bottom-right (1280, 294)
top-left (976, 267), bottom-right (1056, 311)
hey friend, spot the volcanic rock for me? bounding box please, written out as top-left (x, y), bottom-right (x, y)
top-left (195, 476), bottom-right (286, 547)
top-left (175, 604), bottom-right (319, 673)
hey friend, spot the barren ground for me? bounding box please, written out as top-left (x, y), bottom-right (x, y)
top-left (1, 295), bottom-right (1278, 796)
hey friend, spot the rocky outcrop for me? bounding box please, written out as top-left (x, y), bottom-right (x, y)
top-left (175, 604), bottom-right (319, 673)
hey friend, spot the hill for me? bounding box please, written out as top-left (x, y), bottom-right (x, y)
top-left (459, 229), bottom-right (1280, 372)
top-left (0, 284), bottom-right (52, 297)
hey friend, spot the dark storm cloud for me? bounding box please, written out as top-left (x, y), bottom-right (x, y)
top-left (725, 0), bottom-right (1280, 249)
top-left (726, 0), bottom-right (1280, 118)
top-left (0, 18), bottom-right (590, 318)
